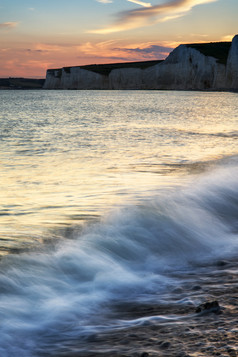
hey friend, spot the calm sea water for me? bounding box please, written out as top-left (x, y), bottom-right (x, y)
top-left (0, 90), bottom-right (238, 355)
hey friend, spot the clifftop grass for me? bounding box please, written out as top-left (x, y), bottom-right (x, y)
top-left (47, 41), bottom-right (232, 78)
top-left (48, 60), bottom-right (163, 77)
top-left (186, 42), bottom-right (231, 65)
top-left (80, 60), bottom-right (163, 76)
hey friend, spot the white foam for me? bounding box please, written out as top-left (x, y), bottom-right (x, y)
top-left (0, 161), bottom-right (238, 355)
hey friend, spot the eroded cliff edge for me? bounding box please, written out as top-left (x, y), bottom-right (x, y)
top-left (44, 35), bottom-right (238, 90)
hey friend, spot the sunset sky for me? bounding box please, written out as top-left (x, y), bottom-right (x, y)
top-left (0, 0), bottom-right (237, 78)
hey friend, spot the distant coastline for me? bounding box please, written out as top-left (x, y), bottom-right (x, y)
top-left (0, 78), bottom-right (45, 90)
top-left (43, 35), bottom-right (238, 91)
top-left (2, 35), bottom-right (238, 91)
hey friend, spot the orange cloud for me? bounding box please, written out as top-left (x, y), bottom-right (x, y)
top-left (34, 43), bottom-right (65, 52)
top-left (77, 39), bottom-right (173, 62)
top-left (90, 0), bottom-right (218, 34)
top-left (0, 43), bottom-right (75, 77)
top-left (0, 38), bottom-right (173, 78)
top-left (221, 34), bottom-right (234, 42)
top-left (0, 22), bottom-right (18, 29)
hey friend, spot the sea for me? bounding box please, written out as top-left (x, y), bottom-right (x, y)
top-left (0, 90), bottom-right (238, 356)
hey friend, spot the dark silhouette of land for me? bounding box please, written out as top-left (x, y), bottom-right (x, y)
top-left (0, 78), bottom-right (45, 89)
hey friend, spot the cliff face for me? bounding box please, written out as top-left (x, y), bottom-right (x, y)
top-left (44, 35), bottom-right (238, 90)
top-left (226, 35), bottom-right (238, 89)
top-left (44, 68), bottom-right (108, 89)
top-left (150, 44), bottom-right (227, 90)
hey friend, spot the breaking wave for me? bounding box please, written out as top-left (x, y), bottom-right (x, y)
top-left (0, 160), bottom-right (238, 356)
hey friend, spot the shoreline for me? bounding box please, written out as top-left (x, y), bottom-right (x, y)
top-left (38, 259), bottom-right (238, 357)
top-left (1, 87), bottom-right (238, 93)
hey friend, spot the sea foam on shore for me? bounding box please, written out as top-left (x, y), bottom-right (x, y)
top-left (0, 161), bottom-right (238, 356)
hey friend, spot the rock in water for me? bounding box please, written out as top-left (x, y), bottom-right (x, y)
top-left (195, 300), bottom-right (221, 314)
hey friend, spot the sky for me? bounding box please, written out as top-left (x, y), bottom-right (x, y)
top-left (0, 0), bottom-right (237, 78)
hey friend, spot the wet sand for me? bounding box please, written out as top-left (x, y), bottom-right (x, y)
top-left (42, 259), bottom-right (238, 357)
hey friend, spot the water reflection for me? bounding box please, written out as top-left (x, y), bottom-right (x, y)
top-left (0, 90), bottom-right (237, 254)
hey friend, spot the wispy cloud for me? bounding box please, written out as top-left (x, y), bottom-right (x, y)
top-left (221, 34), bottom-right (234, 42)
top-left (90, 0), bottom-right (218, 34)
top-left (97, 0), bottom-right (152, 6)
top-left (31, 43), bottom-right (72, 52)
top-left (0, 22), bottom-right (18, 29)
top-left (76, 39), bottom-right (173, 63)
top-left (127, 0), bottom-right (152, 7)
top-left (96, 0), bottom-right (113, 3)
top-left (114, 44), bottom-right (173, 58)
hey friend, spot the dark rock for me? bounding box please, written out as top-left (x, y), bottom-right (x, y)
top-left (86, 334), bottom-right (98, 342)
top-left (227, 347), bottom-right (236, 356)
top-left (141, 353), bottom-right (149, 357)
top-left (160, 341), bottom-right (171, 349)
top-left (195, 300), bottom-right (221, 314)
top-left (192, 285), bottom-right (202, 291)
top-left (128, 333), bottom-right (138, 338)
top-left (173, 287), bottom-right (184, 293)
top-left (216, 260), bottom-right (228, 267)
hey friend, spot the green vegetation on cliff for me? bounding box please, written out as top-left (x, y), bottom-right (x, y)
top-left (48, 60), bottom-right (163, 78)
top-left (186, 42), bottom-right (231, 65)
top-left (80, 60), bottom-right (163, 76)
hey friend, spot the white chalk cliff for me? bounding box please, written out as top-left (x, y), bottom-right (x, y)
top-left (44, 35), bottom-right (238, 90)
top-left (226, 35), bottom-right (238, 89)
